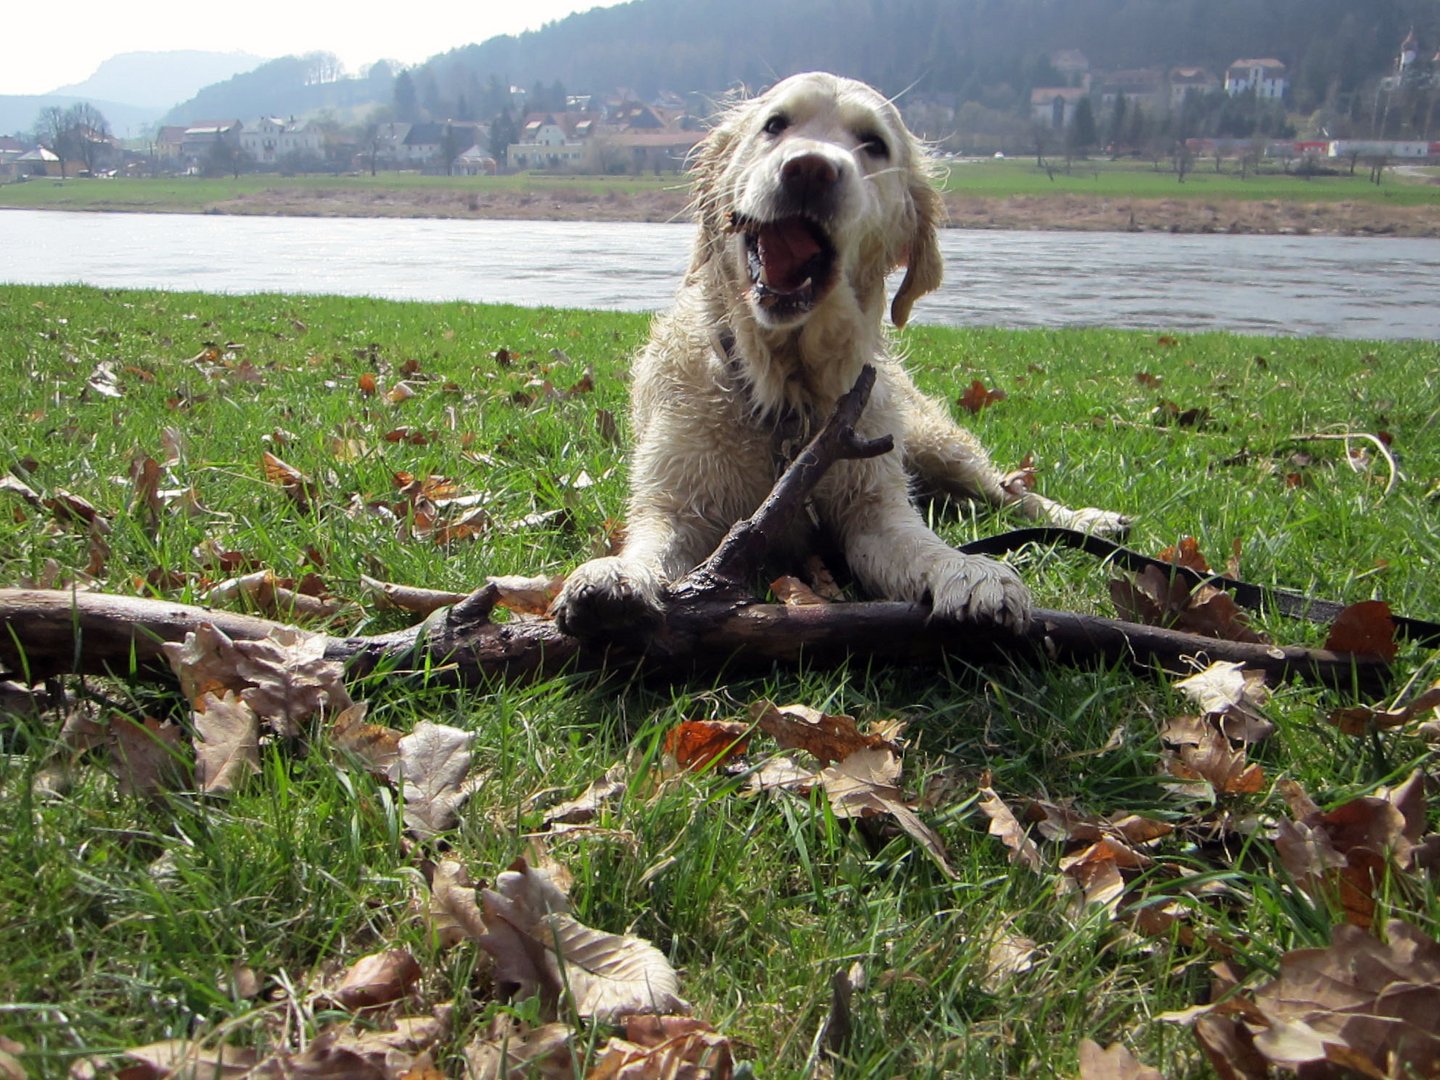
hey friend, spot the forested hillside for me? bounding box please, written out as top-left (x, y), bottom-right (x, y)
top-left (155, 0), bottom-right (1439, 142)
top-left (410, 0), bottom-right (1438, 113)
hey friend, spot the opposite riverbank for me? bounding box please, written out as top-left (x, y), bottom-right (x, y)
top-left (3, 168), bottom-right (1438, 236)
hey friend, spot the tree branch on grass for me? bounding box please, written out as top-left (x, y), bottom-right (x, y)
top-left (0, 366), bottom-right (1389, 694)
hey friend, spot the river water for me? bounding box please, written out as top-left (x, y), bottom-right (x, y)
top-left (2, 208), bottom-right (1437, 340)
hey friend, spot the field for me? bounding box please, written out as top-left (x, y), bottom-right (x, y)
top-left (0, 284), bottom-right (1438, 1077)
top-left (2, 159), bottom-right (1438, 234)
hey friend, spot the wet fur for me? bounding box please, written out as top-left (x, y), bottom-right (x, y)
top-left (553, 72), bottom-right (1126, 636)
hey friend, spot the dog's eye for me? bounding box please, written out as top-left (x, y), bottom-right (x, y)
top-left (762, 114), bottom-right (789, 137)
top-left (857, 133), bottom-right (889, 159)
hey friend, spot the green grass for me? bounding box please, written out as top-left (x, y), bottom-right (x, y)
top-left (1, 284), bottom-right (1438, 1076)
top-left (2, 159), bottom-right (1436, 216)
top-left (0, 172), bottom-right (687, 213)
top-left (939, 156), bottom-right (1440, 205)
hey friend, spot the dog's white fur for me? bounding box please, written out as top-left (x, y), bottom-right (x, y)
top-left (553, 72), bottom-right (1126, 636)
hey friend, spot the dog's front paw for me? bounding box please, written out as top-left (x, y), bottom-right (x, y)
top-left (552, 557), bottom-right (666, 638)
top-left (1064, 506), bottom-right (1132, 538)
top-left (929, 555), bottom-right (1032, 632)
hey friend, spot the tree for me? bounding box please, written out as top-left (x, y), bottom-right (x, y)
top-left (1068, 97), bottom-right (1097, 156)
top-left (394, 71), bottom-right (419, 123)
top-left (34, 106), bottom-right (71, 177)
top-left (1106, 92), bottom-right (1128, 151)
top-left (489, 108), bottom-right (518, 168)
top-left (64, 103), bottom-right (112, 174)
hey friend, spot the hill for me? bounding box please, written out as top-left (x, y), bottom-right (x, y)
top-left (162, 55), bottom-right (394, 126)
top-left (51, 51), bottom-right (268, 110)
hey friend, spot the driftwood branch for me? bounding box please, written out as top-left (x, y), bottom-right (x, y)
top-left (0, 364), bottom-right (1389, 694)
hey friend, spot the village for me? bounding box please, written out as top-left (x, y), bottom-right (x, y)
top-left (2, 30), bottom-right (1438, 183)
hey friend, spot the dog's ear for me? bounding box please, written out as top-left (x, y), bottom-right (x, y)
top-left (890, 170), bottom-right (945, 327)
top-left (687, 122), bottom-right (739, 263)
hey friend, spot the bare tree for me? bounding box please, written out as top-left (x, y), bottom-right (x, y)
top-left (65, 103), bottom-right (112, 174)
top-left (33, 106), bottom-right (70, 177)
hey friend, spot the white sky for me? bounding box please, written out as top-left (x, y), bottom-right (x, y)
top-left (2, 0), bottom-right (628, 96)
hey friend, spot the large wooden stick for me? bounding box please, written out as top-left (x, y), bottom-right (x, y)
top-left (0, 365), bottom-right (1389, 693)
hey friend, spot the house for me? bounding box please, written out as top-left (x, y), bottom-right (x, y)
top-left (0, 135), bottom-right (30, 179)
top-left (508, 112), bottom-right (589, 169)
top-left (1225, 59), bottom-right (1288, 99)
top-left (402, 121), bottom-right (488, 171)
top-left (180, 120), bottom-right (243, 165)
top-left (1094, 69), bottom-right (1167, 112)
top-left (154, 126), bottom-right (189, 165)
top-left (14, 146), bottom-right (60, 177)
top-left (453, 144), bottom-right (497, 175)
top-left (1030, 87), bottom-right (1089, 129)
top-left (1050, 50), bottom-right (1091, 89)
top-left (238, 117), bottom-right (324, 167)
top-left (1169, 67), bottom-right (1219, 109)
top-left (603, 129), bottom-right (704, 173)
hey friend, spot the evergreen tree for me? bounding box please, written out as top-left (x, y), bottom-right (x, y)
top-left (394, 70), bottom-right (419, 123)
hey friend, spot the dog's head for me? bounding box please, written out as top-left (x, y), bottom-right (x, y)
top-left (691, 72), bottom-right (944, 331)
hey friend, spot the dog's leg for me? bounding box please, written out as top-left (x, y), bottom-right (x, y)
top-left (823, 454), bottom-right (1033, 630)
top-left (552, 407), bottom-right (766, 637)
top-left (894, 373), bottom-right (1131, 536)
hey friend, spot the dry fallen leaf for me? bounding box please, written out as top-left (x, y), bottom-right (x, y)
top-left (662, 720), bottom-right (751, 772)
top-left (541, 765), bottom-right (627, 828)
top-left (320, 949), bottom-right (423, 1012)
top-left (1077, 1039), bottom-right (1166, 1080)
top-left (958, 379), bottom-right (1007, 414)
top-left (427, 860), bottom-right (489, 949)
top-left (464, 1019), bottom-right (574, 1080)
top-left (193, 690), bottom-right (261, 795)
top-left (110, 717), bottom-right (186, 796)
top-left (330, 702), bottom-right (402, 782)
top-left (1324, 600), bottom-right (1399, 662)
top-left (750, 700), bottom-right (902, 766)
top-left (1174, 662), bottom-right (1273, 744)
top-left (486, 574), bottom-right (564, 616)
top-left (119, 1039), bottom-right (258, 1079)
top-left (770, 575), bottom-right (827, 606)
top-left (978, 785), bottom-right (1045, 872)
top-left (477, 857), bottom-right (687, 1023)
top-left (819, 747), bottom-right (955, 878)
top-left (590, 1016), bottom-right (735, 1080)
top-left (1329, 679), bottom-right (1440, 736)
top-left (1247, 920), bottom-right (1440, 1076)
top-left (398, 721), bottom-right (477, 837)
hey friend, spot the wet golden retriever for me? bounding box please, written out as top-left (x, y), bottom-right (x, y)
top-left (553, 72), bottom-right (1126, 636)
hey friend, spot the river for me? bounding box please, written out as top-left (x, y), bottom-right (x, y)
top-left (1, 209), bottom-right (1437, 340)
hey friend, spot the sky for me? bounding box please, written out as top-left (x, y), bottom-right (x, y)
top-left (1, 0), bottom-right (627, 96)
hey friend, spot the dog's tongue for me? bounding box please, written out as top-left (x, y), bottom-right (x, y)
top-left (757, 220), bottom-right (821, 292)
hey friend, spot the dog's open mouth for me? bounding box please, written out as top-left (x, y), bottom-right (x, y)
top-left (733, 214), bottom-right (837, 320)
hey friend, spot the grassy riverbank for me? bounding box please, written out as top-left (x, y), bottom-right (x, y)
top-left (1, 284), bottom-right (1438, 1077)
top-left (3, 158), bottom-right (1439, 234)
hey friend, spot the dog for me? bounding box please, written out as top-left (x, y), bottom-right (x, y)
top-left (553, 72), bottom-right (1127, 637)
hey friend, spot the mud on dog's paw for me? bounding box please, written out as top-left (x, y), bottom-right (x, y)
top-left (928, 555), bottom-right (1032, 632)
top-left (551, 557), bottom-right (666, 639)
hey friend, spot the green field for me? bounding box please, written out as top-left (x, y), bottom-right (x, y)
top-left (1, 158), bottom-right (1436, 216)
top-left (0, 285), bottom-right (1437, 1077)
top-left (938, 155), bottom-right (1440, 205)
top-left (0, 172), bottom-right (686, 214)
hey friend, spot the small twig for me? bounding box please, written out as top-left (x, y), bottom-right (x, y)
top-left (1288, 431), bottom-right (1399, 496)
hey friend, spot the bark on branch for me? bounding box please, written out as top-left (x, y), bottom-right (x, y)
top-left (0, 365), bottom-right (1389, 694)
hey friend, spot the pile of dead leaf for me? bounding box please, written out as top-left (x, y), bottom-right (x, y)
top-left (104, 853), bottom-right (733, 1079)
top-left (972, 657), bottom-right (1440, 1079)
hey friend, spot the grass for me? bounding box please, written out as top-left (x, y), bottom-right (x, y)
top-left (0, 284), bottom-right (1438, 1076)
top-left (937, 156), bottom-right (1440, 206)
top-left (1, 158), bottom-right (1436, 216)
top-left (0, 172), bottom-right (688, 214)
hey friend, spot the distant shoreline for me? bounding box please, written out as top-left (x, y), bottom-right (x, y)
top-left (3, 184), bottom-right (1438, 237)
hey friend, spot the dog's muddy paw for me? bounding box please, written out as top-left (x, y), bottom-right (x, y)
top-left (930, 556), bottom-right (1032, 632)
top-left (552, 557), bottom-right (665, 639)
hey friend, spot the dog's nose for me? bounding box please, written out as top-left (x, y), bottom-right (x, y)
top-left (780, 152), bottom-right (841, 203)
